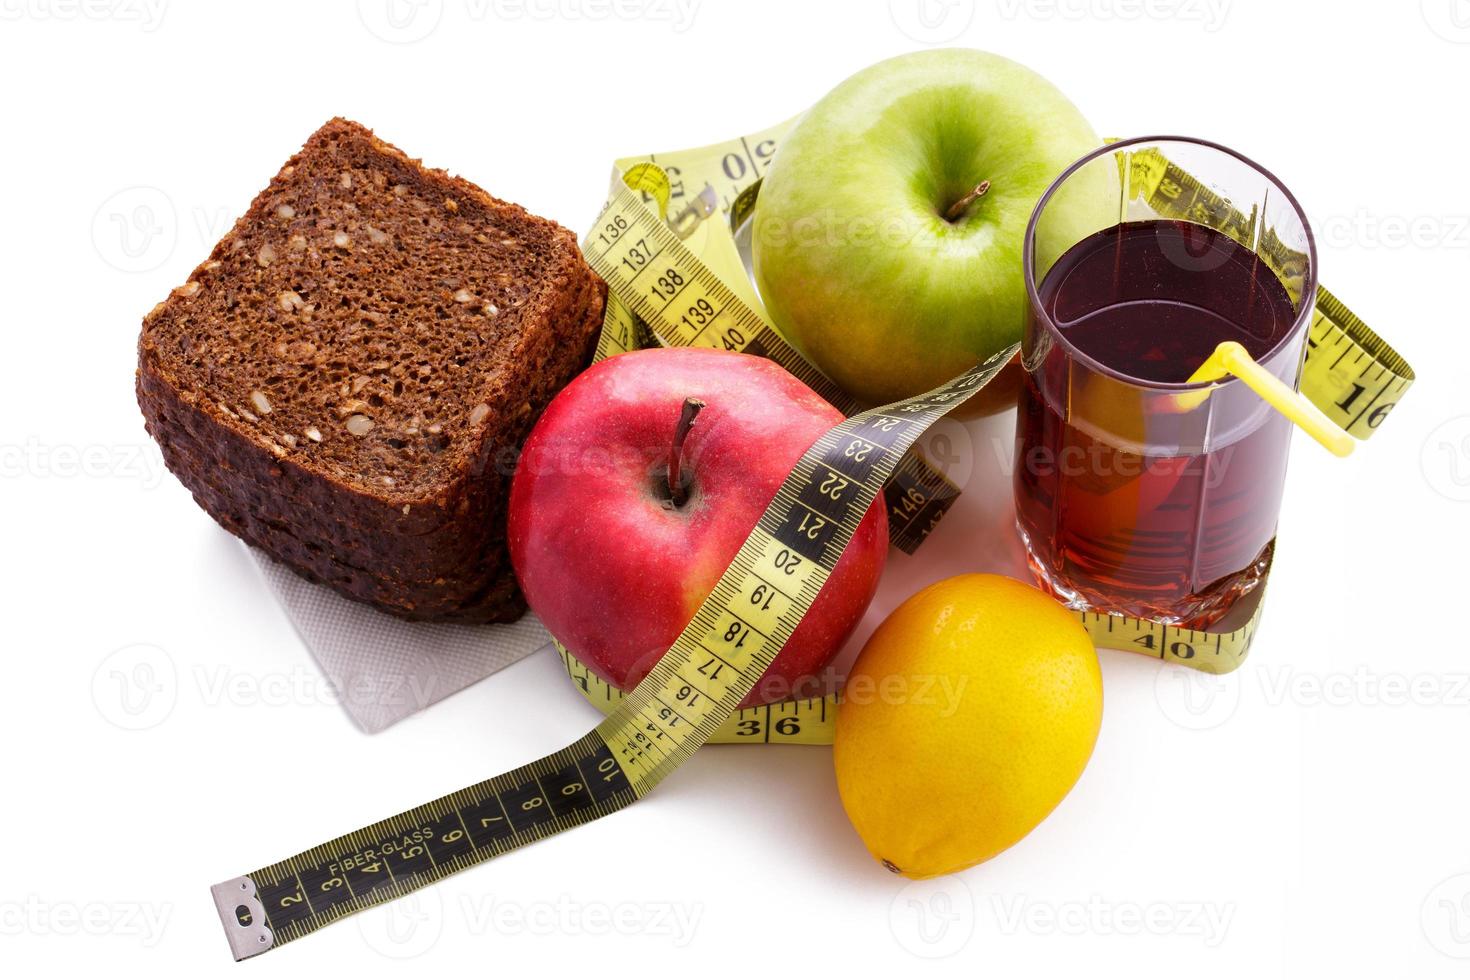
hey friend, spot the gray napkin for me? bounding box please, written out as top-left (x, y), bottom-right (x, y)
top-left (248, 546), bottom-right (552, 733)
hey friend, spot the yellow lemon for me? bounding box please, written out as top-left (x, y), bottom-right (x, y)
top-left (833, 574), bottom-right (1102, 878)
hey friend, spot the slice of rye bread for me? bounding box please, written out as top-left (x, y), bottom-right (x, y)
top-left (137, 118), bottom-right (606, 622)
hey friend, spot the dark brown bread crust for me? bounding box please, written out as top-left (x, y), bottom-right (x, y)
top-left (137, 119), bottom-right (605, 622)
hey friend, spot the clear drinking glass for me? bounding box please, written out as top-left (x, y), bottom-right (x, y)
top-left (1014, 136), bottom-right (1318, 627)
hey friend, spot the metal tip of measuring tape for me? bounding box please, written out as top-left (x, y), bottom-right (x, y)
top-left (210, 875), bottom-right (273, 961)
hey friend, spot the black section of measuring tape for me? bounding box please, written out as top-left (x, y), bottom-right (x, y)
top-left (244, 733), bottom-right (633, 948)
top-left (220, 342), bottom-right (1019, 959)
top-left (885, 455), bottom-right (962, 555)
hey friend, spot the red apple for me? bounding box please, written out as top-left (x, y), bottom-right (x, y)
top-left (508, 348), bottom-right (888, 707)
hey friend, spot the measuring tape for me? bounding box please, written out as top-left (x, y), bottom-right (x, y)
top-left (573, 128), bottom-right (1414, 672)
top-left (553, 133), bottom-right (1416, 739)
top-left (556, 640), bottom-right (839, 745)
top-left (210, 319), bottom-right (1016, 961)
top-left (1122, 146), bottom-right (1415, 437)
top-left (589, 124), bottom-right (964, 555)
top-left (210, 126), bottom-right (1417, 959)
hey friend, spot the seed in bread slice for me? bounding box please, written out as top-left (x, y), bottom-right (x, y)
top-left (137, 117), bottom-right (606, 622)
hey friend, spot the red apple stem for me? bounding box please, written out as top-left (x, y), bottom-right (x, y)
top-left (944, 179), bottom-right (991, 222)
top-left (667, 397), bottom-right (705, 507)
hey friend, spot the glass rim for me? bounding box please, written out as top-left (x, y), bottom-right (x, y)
top-left (1022, 134), bottom-right (1320, 393)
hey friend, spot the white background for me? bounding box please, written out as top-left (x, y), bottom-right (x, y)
top-left (3, 0), bottom-right (1469, 976)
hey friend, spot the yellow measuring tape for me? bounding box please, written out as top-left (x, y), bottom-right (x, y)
top-left (578, 125), bottom-right (1416, 675)
top-left (1122, 146), bottom-right (1415, 437)
top-left (557, 640), bottom-right (839, 745)
top-left (210, 303), bottom-right (1016, 962)
top-left (210, 125), bottom-right (1415, 960)
top-left (551, 128), bottom-right (1417, 740)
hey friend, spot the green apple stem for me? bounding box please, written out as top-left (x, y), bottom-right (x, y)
top-left (944, 180), bottom-right (991, 222)
top-left (667, 397), bottom-right (705, 508)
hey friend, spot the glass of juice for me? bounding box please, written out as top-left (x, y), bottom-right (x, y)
top-left (1014, 136), bottom-right (1318, 628)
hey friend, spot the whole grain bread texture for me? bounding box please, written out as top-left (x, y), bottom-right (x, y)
top-left (137, 118), bottom-right (605, 622)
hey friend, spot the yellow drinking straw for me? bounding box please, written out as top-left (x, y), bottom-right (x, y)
top-left (1185, 341), bottom-right (1355, 457)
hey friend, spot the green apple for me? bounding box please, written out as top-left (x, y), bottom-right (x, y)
top-left (753, 49), bottom-right (1115, 406)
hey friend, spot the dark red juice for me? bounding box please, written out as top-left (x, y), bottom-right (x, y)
top-left (1015, 220), bottom-right (1306, 626)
